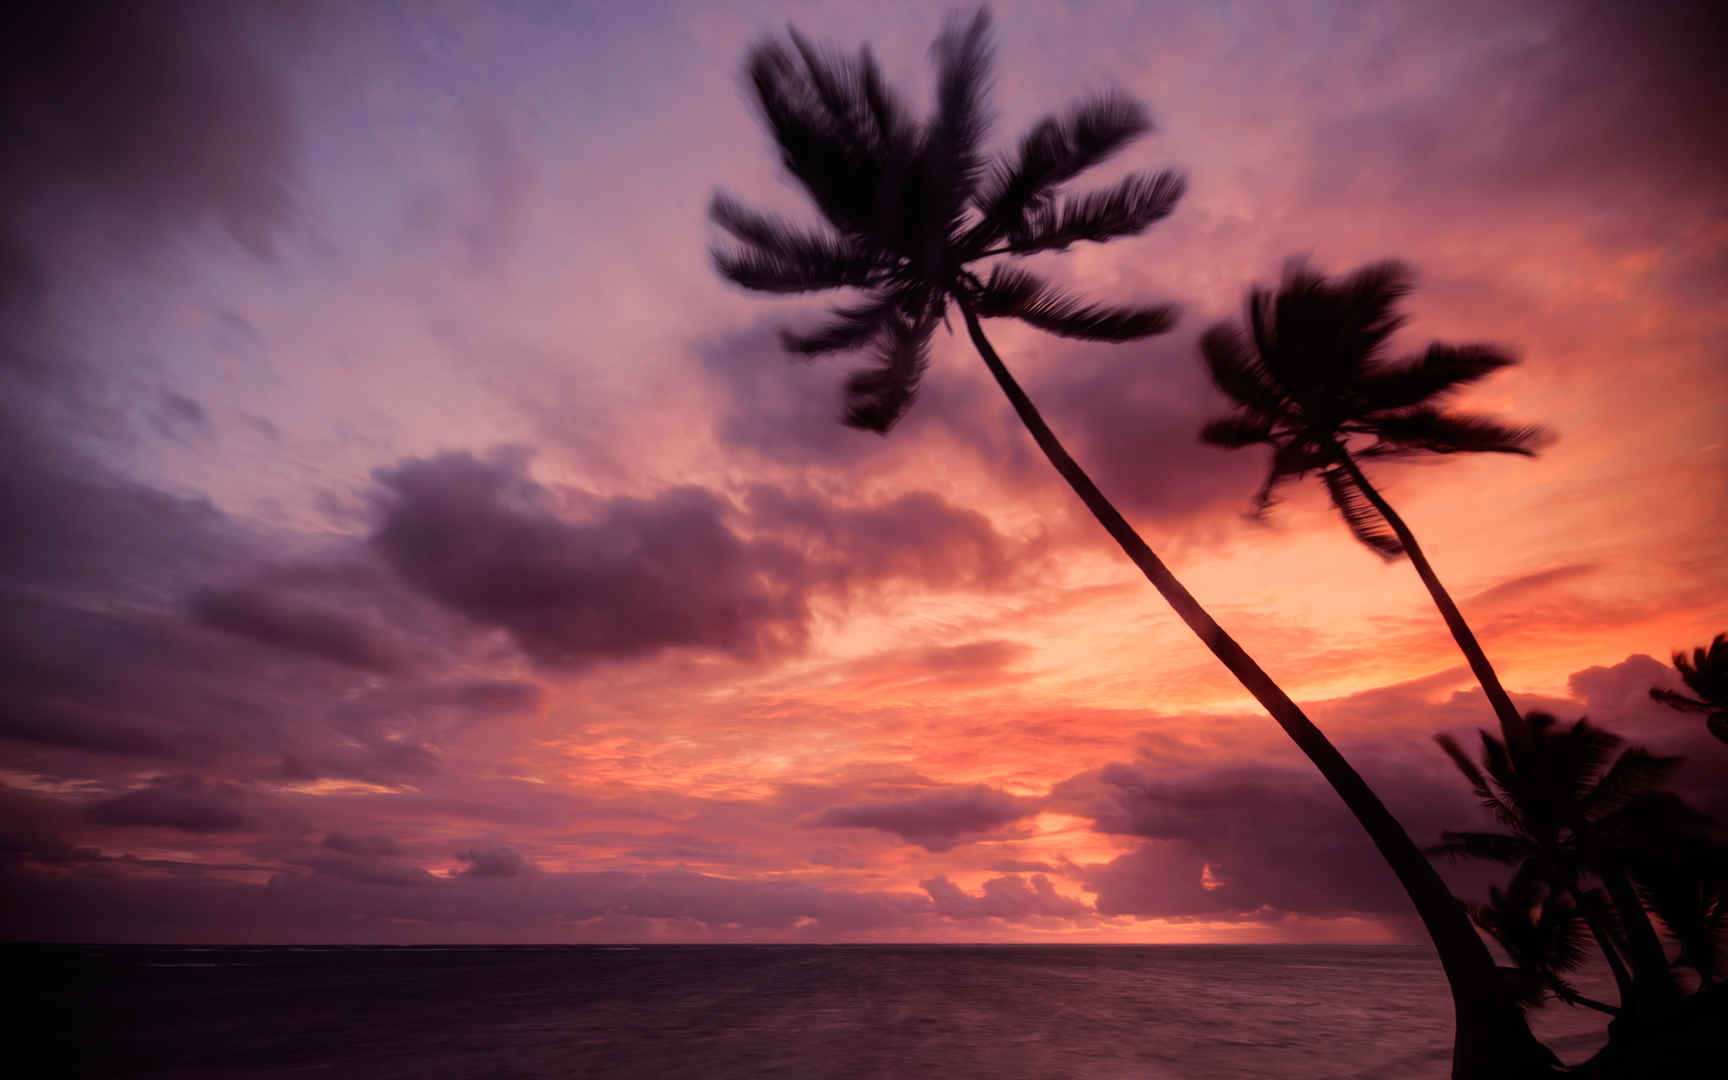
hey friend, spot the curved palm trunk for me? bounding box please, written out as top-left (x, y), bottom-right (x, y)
top-left (1599, 867), bottom-right (1682, 1018)
top-left (1329, 454), bottom-right (1531, 757)
top-left (1576, 885), bottom-right (1639, 1010)
top-left (1335, 455), bottom-right (1679, 1019)
top-left (956, 300), bottom-right (1555, 1079)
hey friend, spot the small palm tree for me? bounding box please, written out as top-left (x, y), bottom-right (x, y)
top-left (1433, 712), bottom-right (1687, 1020)
top-left (1472, 868), bottom-right (1618, 1016)
top-left (1650, 633), bottom-right (1728, 745)
top-left (1197, 260), bottom-right (1544, 754)
top-left (712, 12), bottom-right (1553, 1076)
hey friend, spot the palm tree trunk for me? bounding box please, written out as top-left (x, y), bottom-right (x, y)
top-left (955, 300), bottom-right (1556, 1079)
top-left (1576, 885), bottom-right (1639, 1010)
top-left (1330, 454), bottom-right (1531, 758)
top-left (1599, 867), bottom-right (1681, 1017)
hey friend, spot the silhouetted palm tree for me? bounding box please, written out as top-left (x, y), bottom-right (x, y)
top-left (1650, 633), bottom-right (1728, 745)
top-left (711, 12), bottom-right (1553, 1076)
top-left (1196, 261), bottom-right (1543, 755)
top-left (1433, 712), bottom-right (1686, 1020)
top-left (1472, 868), bottom-right (1619, 1016)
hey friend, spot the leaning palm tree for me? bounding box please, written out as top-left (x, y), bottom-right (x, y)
top-left (1196, 260), bottom-right (1543, 755)
top-left (710, 11), bottom-right (1553, 1077)
top-left (1650, 632), bottom-right (1728, 745)
top-left (1433, 712), bottom-right (1687, 1021)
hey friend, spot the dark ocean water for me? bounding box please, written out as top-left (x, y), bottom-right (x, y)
top-left (16, 944), bottom-right (1615, 1078)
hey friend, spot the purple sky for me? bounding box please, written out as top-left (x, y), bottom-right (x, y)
top-left (1, 0), bottom-right (1724, 947)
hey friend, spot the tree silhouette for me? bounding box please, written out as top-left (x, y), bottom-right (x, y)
top-left (1650, 633), bottom-right (1728, 745)
top-left (710, 12), bottom-right (1553, 1077)
top-left (1470, 869), bottom-right (1620, 1016)
top-left (1197, 260), bottom-right (1544, 756)
top-left (1433, 712), bottom-right (1688, 1021)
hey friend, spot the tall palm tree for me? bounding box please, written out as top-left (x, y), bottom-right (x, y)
top-left (1650, 633), bottom-right (1728, 745)
top-left (1433, 712), bottom-right (1687, 1020)
top-left (1195, 260), bottom-right (1543, 756)
top-left (710, 12), bottom-right (1554, 1077)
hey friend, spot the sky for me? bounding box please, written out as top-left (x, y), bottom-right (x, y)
top-left (1, 0), bottom-right (1724, 946)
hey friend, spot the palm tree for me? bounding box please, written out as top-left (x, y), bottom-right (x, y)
top-left (710, 12), bottom-right (1554, 1076)
top-left (1471, 868), bottom-right (1619, 1017)
top-left (1195, 260), bottom-right (1543, 756)
top-left (1650, 633), bottom-right (1728, 745)
top-left (1433, 712), bottom-right (1687, 1021)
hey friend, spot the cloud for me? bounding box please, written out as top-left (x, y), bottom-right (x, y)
top-left (370, 451), bottom-right (810, 669)
top-left (323, 832), bottom-right (404, 857)
top-left (1468, 563), bottom-right (1600, 608)
top-left (84, 775), bottom-right (251, 833)
top-left (455, 846), bottom-right (533, 879)
top-left (0, 2), bottom-right (299, 277)
top-left (922, 873), bottom-right (1089, 920)
top-left (289, 851), bottom-right (439, 888)
top-left (744, 484), bottom-right (1015, 591)
top-left (812, 784), bottom-right (1038, 852)
top-left (189, 582), bottom-right (409, 673)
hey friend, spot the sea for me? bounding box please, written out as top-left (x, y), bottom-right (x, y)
top-left (16, 944), bottom-right (1618, 1078)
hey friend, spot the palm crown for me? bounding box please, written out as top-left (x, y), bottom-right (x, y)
top-left (1198, 259), bottom-right (1543, 556)
top-left (710, 9), bottom-right (1184, 432)
top-left (1650, 632), bottom-right (1728, 744)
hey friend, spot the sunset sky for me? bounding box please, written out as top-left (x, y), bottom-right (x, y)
top-left (2, 0), bottom-right (1724, 945)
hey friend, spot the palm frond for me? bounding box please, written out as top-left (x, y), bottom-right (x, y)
top-left (1675, 634), bottom-right (1728, 705)
top-left (1338, 261), bottom-right (1415, 354)
top-left (1431, 830), bottom-right (1531, 865)
top-left (1579, 746), bottom-right (1680, 822)
top-left (1649, 687), bottom-right (1713, 715)
top-left (968, 93), bottom-right (1149, 249)
top-left (1008, 170), bottom-right (1184, 253)
top-left (1368, 408), bottom-right (1547, 456)
top-left (921, 8), bottom-right (994, 233)
top-left (1437, 733), bottom-right (1497, 805)
top-left (1199, 415), bottom-right (1274, 448)
top-left (1249, 439), bottom-right (1332, 515)
top-left (1358, 344), bottom-right (1519, 412)
top-left (840, 314), bottom-right (933, 433)
top-left (779, 297), bottom-right (900, 356)
top-left (1199, 324), bottom-right (1286, 415)
top-left (1320, 465), bottom-right (1403, 558)
top-left (710, 187), bottom-right (886, 290)
top-left (745, 38), bottom-right (914, 242)
top-left (785, 31), bottom-right (907, 147)
top-left (972, 265), bottom-right (1175, 340)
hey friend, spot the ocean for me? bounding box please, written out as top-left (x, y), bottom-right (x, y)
top-left (17, 944), bottom-right (1616, 1078)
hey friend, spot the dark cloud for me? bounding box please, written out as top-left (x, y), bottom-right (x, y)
top-left (921, 873), bottom-right (1089, 920)
top-left (290, 851), bottom-right (438, 888)
top-left (1052, 750), bottom-right (1496, 923)
top-left (190, 582), bottom-right (410, 673)
top-left (454, 846), bottom-right (532, 879)
top-left (370, 451), bottom-right (810, 669)
top-left (0, 2), bottom-right (299, 298)
top-left (84, 775), bottom-right (251, 834)
top-left (812, 784), bottom-right (1038, 852)
top-left (1304, 1), bottom-right (1727, 235)
top-left (744, 484), bottom-right (1014, 591)
top-left (368, 450), bottom-right (1023, 672)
